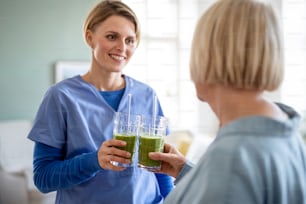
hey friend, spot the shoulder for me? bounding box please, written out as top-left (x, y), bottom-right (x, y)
top-left (38, 76), bottom-right (96, 109)
top-left (168, 139), bottom-right (256, 203)
top-left (51, 76), bottom-right (82, 91)
top-left (207, 134), bottom-right (272, 169)
top-left (201, 135), bottom-right (270, 184)
top-left (45, 76), bottom-right (88, 98)
top-left (125, 75), bottom-right (155, 92)
top-left (184, 137), bottom-right (265, 203)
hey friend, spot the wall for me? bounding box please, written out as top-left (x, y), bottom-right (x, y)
top-left (0, 0), bottom-right (218, 135)
top-left (0, 0), bottom-right (290, 135)
top-left (0, 0), bottom-right (100, 120)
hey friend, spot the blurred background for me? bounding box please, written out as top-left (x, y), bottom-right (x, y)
top-left (1, 0), bottom-right (305, 134)
top-left (0, 0), bottom-right (306, 203)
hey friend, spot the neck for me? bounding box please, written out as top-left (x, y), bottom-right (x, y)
top-left (207, 85), bottom-right (286, 127)
top-left (82, 70), bottom-right (125, 91)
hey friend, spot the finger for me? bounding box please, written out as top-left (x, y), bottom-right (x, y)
top-left (100, 155), bottom-right (129, 171)
top-left (163, 143), bottom-right (172, 153)
top-left (109, 154), bottom-right (131, 164)
top-left (164, 143), bottom-right (184, 156)
top-left (110, 146), bottom-right (131, 158)
top-left (104, 161), bottom-right (126, 171)
top-left (148, 152), bottom-right (161, 160)
top-left (99, 142), bottom-right (131, 159)
top-left (110, 165), bottom-right (126, 171)
top-left (99, 148), bottom-right (131, 166)
top-left (104, 139), bottom-right (127, 148)
top-left (148, 152), bottom-right (175, 163)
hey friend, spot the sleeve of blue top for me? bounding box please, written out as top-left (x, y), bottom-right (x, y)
top-left (33, 142), bottom-right (102, 193)
top-left (155, 173), bottom-right (174, 198)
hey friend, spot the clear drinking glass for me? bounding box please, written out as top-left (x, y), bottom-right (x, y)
top-left (112, 112), bottom-right (141, 167)
top-left (138, 115), bottom-right (168, 171)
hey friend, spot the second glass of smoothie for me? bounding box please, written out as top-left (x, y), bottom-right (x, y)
top-left (138, 115), bottom-right (168, 171)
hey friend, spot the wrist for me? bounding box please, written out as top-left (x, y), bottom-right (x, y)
top-left (174, 160), bottom-right (194, 184)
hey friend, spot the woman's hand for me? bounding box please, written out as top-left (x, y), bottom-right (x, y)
top-left (97, 139), bottom-right (131, 171)
top-left (149, 143), bottom-right (186, 178)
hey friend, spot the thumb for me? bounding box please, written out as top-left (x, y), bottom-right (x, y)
top-left (148, 152), bottom-right (160, 160)
top-left (149, 152), bottom-right (174, 163)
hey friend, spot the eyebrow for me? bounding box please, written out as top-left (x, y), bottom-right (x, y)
top-left (105, 31), bottom-right (136, 38)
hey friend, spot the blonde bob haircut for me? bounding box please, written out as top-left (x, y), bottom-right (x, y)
top-left (190, 0), bottom-right (284, 91)
top-left (83, 0), bottom-right (141, 47)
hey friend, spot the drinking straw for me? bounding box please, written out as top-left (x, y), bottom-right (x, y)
top-left (127, 93), bottom-right (132, 125)
top-left (152, 95), bottom-right (157, 128)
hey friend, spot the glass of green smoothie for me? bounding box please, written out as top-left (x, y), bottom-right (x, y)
top-left (138, 115), bottom-right (168, 171)
top-left (112, 112), bottom-right (141, 167)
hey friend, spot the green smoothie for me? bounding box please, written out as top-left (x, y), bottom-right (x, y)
top-left (138, 135), bottom-right (164, 168)
top-left (114, 134), bottom-right (137, 160)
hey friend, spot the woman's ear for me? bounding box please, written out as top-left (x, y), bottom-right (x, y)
top-left (85, 30), bottom-right (94, 49)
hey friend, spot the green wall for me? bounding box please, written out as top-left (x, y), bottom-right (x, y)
top-left (0, 0), bottom-right (100, 120)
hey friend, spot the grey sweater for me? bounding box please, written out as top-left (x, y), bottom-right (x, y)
top-left (165, 103), bottom-right (306, 204)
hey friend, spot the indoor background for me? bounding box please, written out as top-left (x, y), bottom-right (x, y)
top-left (0, 0), bottom-right (306, 203)
top-left (1, 0), bottom-right (305, 135)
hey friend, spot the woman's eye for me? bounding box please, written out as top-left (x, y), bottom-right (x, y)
top-left (106, 34), bottom-right (116, 40)
top-left (126, 38), bottom-right (135, 45)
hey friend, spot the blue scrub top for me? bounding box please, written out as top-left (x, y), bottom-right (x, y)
top-left (28, 75), bottom-right (168, 204)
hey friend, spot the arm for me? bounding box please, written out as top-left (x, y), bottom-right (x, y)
top-left (33, 142), bottom-right (101, 193)
top-left (173, 160), bottom-right (194, 184)
top-left (155, 173), bottom-right (174, 198)
top-left (34, 139), bottom-right (133, 193)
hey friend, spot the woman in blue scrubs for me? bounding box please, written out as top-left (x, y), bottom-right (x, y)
top-left (27, 1), bottom-right (173, 203)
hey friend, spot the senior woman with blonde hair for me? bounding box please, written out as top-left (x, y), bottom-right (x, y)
top-left (149, 0), bottom-right (306, 203)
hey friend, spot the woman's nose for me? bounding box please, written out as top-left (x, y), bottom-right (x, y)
top-left (116, 40), bottom-right (125, 51)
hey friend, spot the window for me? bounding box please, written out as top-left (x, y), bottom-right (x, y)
top-left (123, 0), bottom-right (306, 135)
top-left (281, 0), bottom-right (306, 116)
top-left (123, 0), bottom-right (218, 134)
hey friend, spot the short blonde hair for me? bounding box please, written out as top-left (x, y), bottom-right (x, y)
top-left (190, 0), bottom-right (283, 91)
top-left (83, 0), bottom-right (141, 46)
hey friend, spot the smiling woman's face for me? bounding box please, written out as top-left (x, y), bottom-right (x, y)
top-left (86, 15), bottom-right (137, 73)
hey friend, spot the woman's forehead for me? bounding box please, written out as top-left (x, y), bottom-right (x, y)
top-left (95, 15), bottom-right (136, 37)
